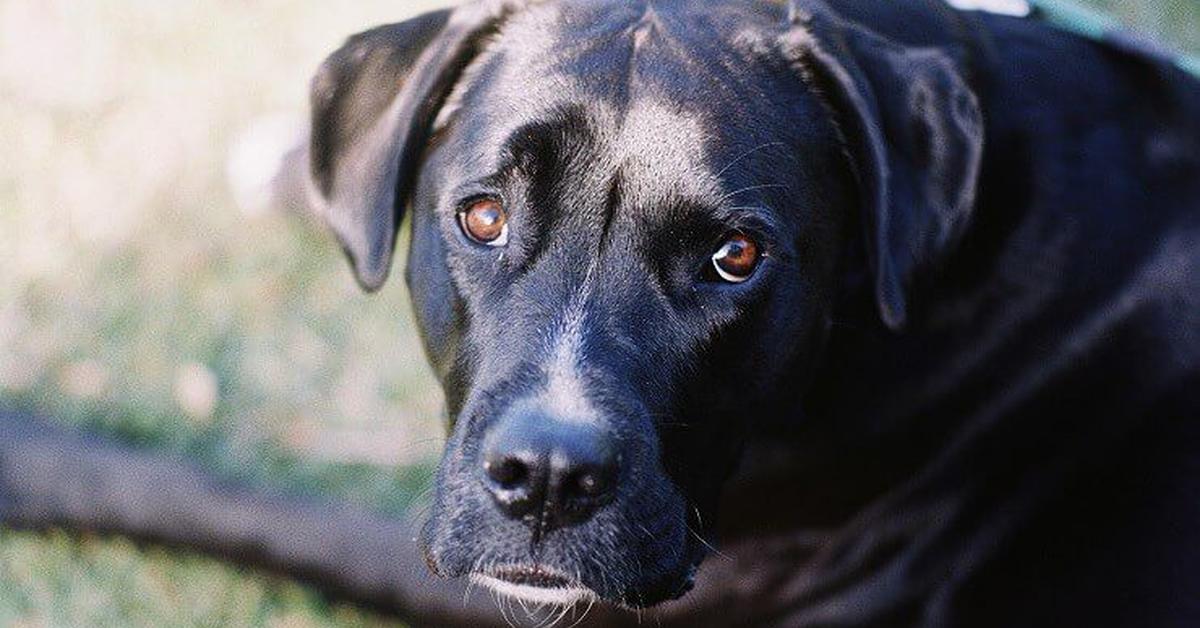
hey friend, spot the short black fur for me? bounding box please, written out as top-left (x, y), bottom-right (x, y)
top-left (306, 0), bottom-right (1200, 623)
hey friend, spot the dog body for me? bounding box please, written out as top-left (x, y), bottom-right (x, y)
top-left (3, 1), bottom-right (1198, 626)
top-left (753, 5), bottom-right (1200, 626)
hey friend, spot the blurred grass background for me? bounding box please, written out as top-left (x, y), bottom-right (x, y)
top-left (0, 0), bottom-right (1196, 626)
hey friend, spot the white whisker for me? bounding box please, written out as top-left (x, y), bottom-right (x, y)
top-left (714, 141), bottom-right (788, 179)
top-left (716, 182), bottom-right (789, 204)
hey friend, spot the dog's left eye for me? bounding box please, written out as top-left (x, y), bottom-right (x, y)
top-left (710, 233), bottom-right (761, 283)
top-left (458, 199), bottom-right (509, 246)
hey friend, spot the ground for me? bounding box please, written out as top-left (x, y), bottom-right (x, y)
top-left (0, 0), bottom-right (1195, 626)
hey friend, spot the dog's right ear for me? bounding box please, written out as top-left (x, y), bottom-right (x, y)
top-left (310, 3), bottom-right (521, 292)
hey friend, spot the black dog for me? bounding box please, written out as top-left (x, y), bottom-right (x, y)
top-left (3, 0), bottom-right (1198, 626)
top-left (299, 0), bottom-right (1200, 622)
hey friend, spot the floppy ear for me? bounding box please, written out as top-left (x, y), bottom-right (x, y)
top-left (786, 1), bottom-right (984, 329)
top-left (310, 2), bottom-right (521, 291)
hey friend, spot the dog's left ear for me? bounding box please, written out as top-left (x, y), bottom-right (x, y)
top-left (786, 1), bottom-right (984, 329)
top-left (310, 2), bottom-right (524, 292)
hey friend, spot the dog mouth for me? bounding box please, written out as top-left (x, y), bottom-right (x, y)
top-left (471, 565), bottom-right (596, 606)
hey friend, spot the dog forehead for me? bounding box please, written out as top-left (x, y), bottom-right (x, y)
top-left (445, 4), bottom-right (782, 202)
top-left (606, 99), bottom-right (721, 201)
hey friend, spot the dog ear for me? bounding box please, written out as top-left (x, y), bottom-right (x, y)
top-left (309, 3), bottom-right (520, 291)
top-left (786, 1), bottom-right (984, 329)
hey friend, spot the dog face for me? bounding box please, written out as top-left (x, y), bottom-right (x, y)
top-left (407, 7), bottom-right (851, 606)
top-left (309, 0), bottom-right (982, 609)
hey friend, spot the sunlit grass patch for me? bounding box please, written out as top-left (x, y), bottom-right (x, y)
top-left (0, 0), bottom-right (449, 624)
top-left (0, 529), bottom-right (401, 627)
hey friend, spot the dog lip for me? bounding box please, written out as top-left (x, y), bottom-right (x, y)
top-left (471, 566), bottom-right (597, 607)
top-left (486, 564), bottom-right (573, 588)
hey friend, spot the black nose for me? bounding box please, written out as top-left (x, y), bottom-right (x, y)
top-left (481, 411), bottom-right (619, 533)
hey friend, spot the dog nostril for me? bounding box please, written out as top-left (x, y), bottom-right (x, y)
top-left (481, 411), bottom-right (621, 529)
top-left (485, 457), bottom-right (529, 490)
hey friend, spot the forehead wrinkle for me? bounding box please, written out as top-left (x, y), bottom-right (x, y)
top-left (441, 2), bottom-right (752, 201)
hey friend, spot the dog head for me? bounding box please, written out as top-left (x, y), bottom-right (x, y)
top-left (309, 0), bottom-right (982, 609)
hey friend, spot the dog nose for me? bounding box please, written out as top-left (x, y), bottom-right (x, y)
top-left (481, 411), bottom-right (619, 531)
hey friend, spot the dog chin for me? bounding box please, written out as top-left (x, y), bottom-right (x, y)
top-left (471, 573), bottom-right (598, 607)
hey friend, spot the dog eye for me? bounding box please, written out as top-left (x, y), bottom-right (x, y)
top-left (711, 233), bottom-right (760, 283)
top-left (458, 199), bottom-right (509, 246)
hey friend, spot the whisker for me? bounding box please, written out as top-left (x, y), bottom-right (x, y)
top-left (550, 600), bottom-right (574, 628)
top-left (688, 524), bottom-right (732, 562)
top-left (575, 596), bottom-right (597, 628)
top-left (714, 141), bottom-right (788, 179)
top-left (687, 504), bottom-right (731, 561)
top-left (716, 183), bottom-right (789, 204)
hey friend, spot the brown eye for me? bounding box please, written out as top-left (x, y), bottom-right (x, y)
top-left (458, 199), bottom-right (509, 246)
top-left (711, 233), bottom-right (760, 283)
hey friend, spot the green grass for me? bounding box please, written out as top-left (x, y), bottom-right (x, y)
top-left (0, 0), bottom-right (1196, 626)
top-left (0, 530), bottom-right (398, 628)
top-left (1086, 0), bottom-right (1200, 53)
top-left (0, 0), bottom-right (449, 625)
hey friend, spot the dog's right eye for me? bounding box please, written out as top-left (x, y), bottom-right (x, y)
top-left (458, 199), bottom-right (509, 246)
